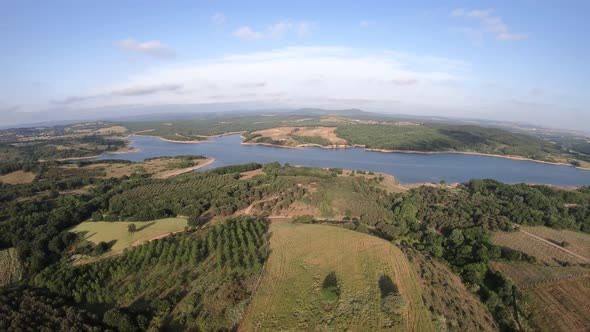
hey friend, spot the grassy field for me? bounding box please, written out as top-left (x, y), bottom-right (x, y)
top-left (492, 230), bottom-right (588, 265)
top-left (0, 170), bottom-right (35, 184)
top-left (70, 217), bottom-right (187, 253)
top-left (0, 248), bottom-right (23, 287)
top-left (520, 225), bottom-right (590, 259)
top-left (491, 261), bottom-right (589, 288)
top-left (240, 222), bottom-right (433, 331)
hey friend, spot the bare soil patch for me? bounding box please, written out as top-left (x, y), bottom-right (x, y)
top-left (251, 126), bottom-right (348, 146)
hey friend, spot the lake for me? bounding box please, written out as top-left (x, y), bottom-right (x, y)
top-left (94, 134), bottom-right (590, 186)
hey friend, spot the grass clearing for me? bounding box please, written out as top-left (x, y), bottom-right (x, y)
top-left (240, 222), bottom-right (432, 331)
top-left (491, 262), bottom-right (589, 288)
top-left (0, 248), bottom-right (23, 287)
top-left (0, 170), bottom-right (35, 184)
top-left (492, 230), bottom-right (588, 265)
top-left (94, 125), bottom-right (127, 134)
top-left (520, 225), bottom-right (590, 259)
top-left (70, 217), bottom-right (187, 253)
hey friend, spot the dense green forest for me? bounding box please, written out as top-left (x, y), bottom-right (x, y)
top-left (0, 286), bottom-right (105, 331)
top-left (0, 136), bottom-right (127, 174)
top-left (335, 124), bottom-right (561, 161)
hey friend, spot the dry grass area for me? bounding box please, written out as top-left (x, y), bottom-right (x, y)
top-left (405, 249), bottom-right (497, 331)
top-left (240, 222), bottom-right (433, 331)
top-left (239, 169), bottom-right (264, 180)
top-left (94, 125), bottom-right (128, 134)
top-left (339, 170), bottom-right (404, 193)
top-left (73, 157), bottom-right (213, 178)
top-left (70, 217), bottom-right (187, 254)
top-left (525, 276), bottom-right (590, 332)
top-left (491, 261), bottom-right (589, 288)
top-left (493, 231), bottom-right (588, 265)
top-left (520, 225), bottom-right (590, 259)
top-left (251, 126), bottom-right (348, 146)
top-left (0, 248), bottom-right (23, 287)
top-left (0, 170), bottom-right (36, 184)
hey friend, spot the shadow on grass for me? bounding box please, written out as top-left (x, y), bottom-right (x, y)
top-left (136, 221), bottom-right (156, 232)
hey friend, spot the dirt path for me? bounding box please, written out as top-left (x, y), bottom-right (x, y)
top-left (153, 158), bottom-right (216, 179)
top-left (519, 229), bottom-right (590, 263)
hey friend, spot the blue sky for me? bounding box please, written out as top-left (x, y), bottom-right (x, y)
top-left (1, 0), bottom-right (589, 129)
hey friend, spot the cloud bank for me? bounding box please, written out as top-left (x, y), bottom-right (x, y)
top-left (234, 21), bottom-right (312, 40)
top-left (117, 39), bottom-right (176, 58)
top-left (452, 8), bottom-right (528, 41)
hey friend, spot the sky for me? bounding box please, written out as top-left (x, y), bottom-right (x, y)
top-left (1, 0), bottom-right (589, 130)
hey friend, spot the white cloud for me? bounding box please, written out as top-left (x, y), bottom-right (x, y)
top-left (211, 12), bottom-right (226, 24)
top-left (359, 20), bottom-right (374, 28)
top-left (117, 39), bottom-right (175, 58)
top-left (54, 84), bottom-right (183, 105)
top-left (59, 46), bottom-right (467, 111)
top-left (234, 21), bottom-right (313, 40)
top-left (452, 8), bottom-right (528, 41)
top-left (233, 26), bottom-right (264, 39)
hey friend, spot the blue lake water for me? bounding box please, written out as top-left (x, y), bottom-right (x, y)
top-left (94, 134), bottom-right (590, 186)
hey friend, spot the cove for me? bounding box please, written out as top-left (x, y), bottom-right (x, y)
top-left (94, 134), bottom-right (590, 186)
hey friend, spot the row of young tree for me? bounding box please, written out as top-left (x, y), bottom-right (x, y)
top-left (32, 216), bottom-right (269, 330)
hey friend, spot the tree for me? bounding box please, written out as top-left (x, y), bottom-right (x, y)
top-left (128, 223), bottom-right (137, 233)
top-left (93, 241), bottom-right (109, 255)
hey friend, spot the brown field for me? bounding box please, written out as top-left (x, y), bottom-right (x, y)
top-left (492, 230), bottom-right (589, 265)
top-left (520, 225), bottom-right (590, 259)
top-left (251, 126), bottom-right (348, 146)
top-left (240, 222), bottom-right (433, 331)
top-left (0, 170), bottom-right (36, 184)
top-left (527, 276), bottom-right (590, 332)
top-left (72, 157), bottom-right (213, 178)
top-left (492, 261), bottom-right (590, 332)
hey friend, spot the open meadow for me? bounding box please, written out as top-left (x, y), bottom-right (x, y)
top-left (0, 170), bottom-right (35, 184)
top-left (0, 248), bottom-right (23, 287)
top-left (240, 221), bottom-right (433, 331)
top-left (70, 217), bottom-right (187, 253)
top-left (492, 230), bottom-right (589, 265)
top-left (520, 225), bottom-right (590, 259)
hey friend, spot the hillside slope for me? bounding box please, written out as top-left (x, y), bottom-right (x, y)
top-left (240, 222), bottom-right (433, 331)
